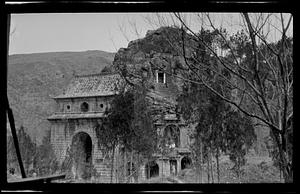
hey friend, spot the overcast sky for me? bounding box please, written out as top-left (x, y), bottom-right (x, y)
top-left (9, 13), bottom-right (292, 55)
top-left (9, 13), bottom-right (153, 55)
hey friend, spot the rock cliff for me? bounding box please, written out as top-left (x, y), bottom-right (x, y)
top-left (113, 26), bottom-right (194, 121)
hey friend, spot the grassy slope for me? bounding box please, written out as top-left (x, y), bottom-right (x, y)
top-left (176, 155), bottom-right (282, 183)
top-left (7, 50), bottom-right (115, 144)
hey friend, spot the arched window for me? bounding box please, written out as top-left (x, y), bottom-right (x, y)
top-left (80, 102), bottom-right (89, 112)
top-left (181, 156), bottom-right (192, 170)
top-left (163, 125), bottom-right (180, 148)
top-left (145, 161), bottom-right (159, 179)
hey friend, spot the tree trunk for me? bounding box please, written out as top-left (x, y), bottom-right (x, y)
top-left (282, 159), bottom-right (293, 183)
top-left (136, 153), bottom-right (140, 183)
top-left (123, 147), bottom-right (127, 183)
top-left (276, 97), bottom-right (293, 183)
top-left (279, 165), bottom-right (282, 182)
top-left (162, 158), bottom-right (164, 181)
top-left (115, 146), bottom-right (119, 183)
top-left (207, 153), bottom-right (210, 183)
top-left (281, 141), bottom-right (293, 183)
top-left (129, 151), bottom-right (133, 183)
top-left (199, 163), bottom-right (202, 183)
top-left (237, 161), bottom-right (240, 182)
top-left (195, 161), bottom-right (199, 183)
top-left (110, 144), bottom-right (115, 183)
top-left (216, 150), bottom-right (220, 183)
top-left (199, 161), bottom-right (202, 183)
top-left (210, 152), bottom-right (214, 183)
top-left (200, 142), bottom-right (203, 183)
top-left (148, 159), bottom-right (150, 179)
top-left (271, 126), bottom-right (293, 183)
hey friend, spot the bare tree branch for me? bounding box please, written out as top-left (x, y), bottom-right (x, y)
top-left (175, 12), bottom-right (264, 99)
top-left (195, 68), bottom-right (280, 133)
top-left (206, 13), bottom-right (253, 75)
top-left (243, 13), bottom-right (276, 125)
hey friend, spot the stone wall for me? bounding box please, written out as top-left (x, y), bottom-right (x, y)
top-left (179, 125), bottom-right (190, 148)
top-left (50, 117), bottom-right (118, 182)
top-left (50, 112), bottom-right (193, 182)
top-left (55, 96), bottom-right (112, 114)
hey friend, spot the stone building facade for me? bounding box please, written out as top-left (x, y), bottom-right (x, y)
top-left (48, 27), bottom-right (196, 182)
top-left (48, 70), bottom-right (193, 182)
top-left (48, 73), bottom-right (123, 182)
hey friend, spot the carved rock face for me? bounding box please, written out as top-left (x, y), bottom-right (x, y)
top-left (113, 27), bottom-right (196, 120)
top-left (113, 27), bottom-right (195, 104)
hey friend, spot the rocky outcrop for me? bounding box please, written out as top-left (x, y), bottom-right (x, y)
top-left (113, 26), bottom-right (194, 121)
top-left (113, 27), bottom-right (194, 78)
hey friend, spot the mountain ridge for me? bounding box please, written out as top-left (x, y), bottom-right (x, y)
top-left (7, 50), bottom-right (115, 144)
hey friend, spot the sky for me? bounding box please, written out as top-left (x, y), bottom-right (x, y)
top-left (9, 13), bottom-right (154, 55)
top-left (9, 13), bottom-right (293, 55)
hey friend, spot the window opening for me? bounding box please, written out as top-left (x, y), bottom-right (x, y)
top-left (156, 71), bottom-right (166, 84)
top-left (80, 102), bottom-right (89, 112)
top-left (66, 105), bottom-right (71, 111)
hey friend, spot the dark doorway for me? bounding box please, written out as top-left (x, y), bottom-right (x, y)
top-left (181, 156), bottom-right (192, 170)
top-left (71, 132), bottom-right (93, 179)
top-left (170, 159), bottom-right (177, 175)
top-left (145, 161), bottom-right (159, 179)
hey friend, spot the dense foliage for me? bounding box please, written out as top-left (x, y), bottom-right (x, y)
top-left (7, 126), bottom-right (58, 178)
top-left (177, 28), bottom-right (257, 182)
top-left (95, 79), bottom-right (157, 182)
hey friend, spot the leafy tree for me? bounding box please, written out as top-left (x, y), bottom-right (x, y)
top-left (33, 129), bottom-right (58, 177)
top-left (178, 83), bottom-right (256, 182)
top-left (7, 126), bottom-right (36, 176)
top-left (223, 111), bottom-right (257, 179)
top-left (95, 86), bottom-right (136, 183)
top-left (177, 32), bottom-right (257, 180)
top-left (172, 13), bottom-right (293, 182)
top-left (131, 82), bottom-right (158, 182)
top-left (95, 76), bottom-right (158, 183)
top-left (7, 135), bottom-right (18, 174)
top-left (177, 28), bottom-right (231, 182)
top-left (134, 13), bottom-right (292, 183)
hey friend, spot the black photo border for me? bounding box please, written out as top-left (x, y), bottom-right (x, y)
top-left (0, 1), bottom-right (297, 193)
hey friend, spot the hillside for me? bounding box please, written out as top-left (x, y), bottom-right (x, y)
top-left (7, 50), bottom-right (115, 144)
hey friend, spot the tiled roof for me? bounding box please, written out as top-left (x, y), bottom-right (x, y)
top-left (54, 73), bottom-right (123, 99)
